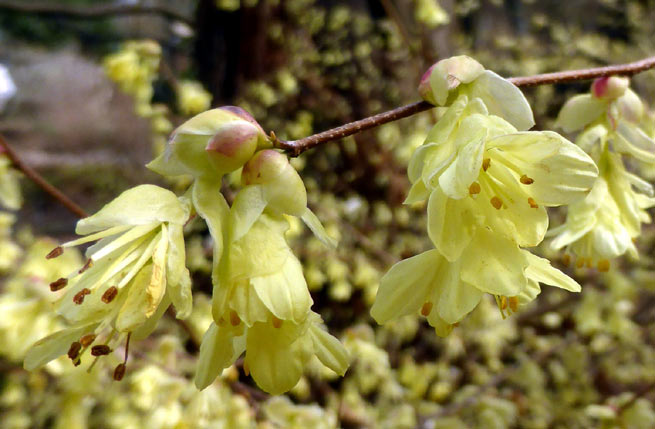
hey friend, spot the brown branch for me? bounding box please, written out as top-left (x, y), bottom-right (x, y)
top-left (0, 134), bottom-right (88, 218)
top-left (275, 55), bottom-right (655, 157)
top-left (0, 0), bottom-right (193, 25)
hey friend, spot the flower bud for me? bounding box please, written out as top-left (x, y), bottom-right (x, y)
top-left (242, 150), bottom-right (307, 216)
top-left (418, 55), bottom-right (485, 106)
top-left (205, 121), bottom-right (260, 173)
top-left (591, 76), bottom-right (629, 100)
top-left (147, 106), bottom-right (269, 179)
top-left (615, 88), bottom-right (644, 124)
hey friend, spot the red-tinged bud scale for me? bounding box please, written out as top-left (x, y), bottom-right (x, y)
top-left (591, 76), bottom-right (629, 100)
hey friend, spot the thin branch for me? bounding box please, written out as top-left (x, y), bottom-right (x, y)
top-left (0, 0), bottom-right (193, 25)
top-left (275, 55), bottom-right (655, 156)
top-left (0, 134), bottom-right (88, 218)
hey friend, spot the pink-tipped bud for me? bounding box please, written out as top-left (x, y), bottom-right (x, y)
top-left (242, 150), bottom-right (307, 216)
top-left (220, 106), bottom-right (266, 138)
top-left (242, 149), bottom-right (289, 186)
top-left (418, 56), bottom-right (485, 105)
top-left (205, 122), bottom-right (259, 173)
top-left (418, 64), bottom-right (437, 105)
top-left (591, 76), bottom-right (629, 100)
top-left (148, 106), bottom-right (269, 179)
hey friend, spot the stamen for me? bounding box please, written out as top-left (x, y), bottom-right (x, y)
top-left (91, 345), bottom-right (112, 356)
top-left (528, 197), bottom-right (538, 208)
top-left (73, 288), bottom-right (91, 305)
top-left (520, 175), bottom-right (534, 185)
top-left (494, 295), bottom-right (507, 319)
top-left (482, 158), bottom-right (491, 171)
top-left (80, 334), bottom-right (96, 347)
top-left (79, 259), bottom-right (94, 274)
top-left (46, 246), bottom-right (64, 259)
top-left (562, 254), bottom-right (571, 266)
top-left (508, 296), bottom-right (518, 312)
top-left (598, 259), bottom-right (610, 272)
top-left (586, 259), bottom-right (593, 269)
top-left (490, 196), bottom-right (503, 210)
top-left (243, 361), bottom-right (250, 376)
top-left (420, 301), bottom-right (433, 317)
top-left (49, 278), bottom-right (68, 291)
top-left (575, 257), bottom-right (585, 269)
top-left (67, 342), bottom-right (82, 360)
top-left (500, 296), bottom-right (508, 310)
top-left (113, 363), bottom-right (126, 381)
top-left (229, 310), bottom-right (241, 326)
top-left (217, 316), bottom-right (226, 326)
top-left (468, 182), bottom-right (481, 196)
top-left (102, 286), bottom-right (118, 304)
top-left (272, 316), bottom-right (283, 329)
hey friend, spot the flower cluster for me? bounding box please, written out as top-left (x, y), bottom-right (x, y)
top-left (25, 104), bottom-right (348, 394)
top-left (549, 76), bottom-right (655, 268)
top-left (24, 185), bottom-right (192, 374)
top-left (372, 56), bottom-right (599, 334)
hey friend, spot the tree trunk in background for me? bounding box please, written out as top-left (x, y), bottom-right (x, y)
top-left (193, 0), bottom-right (271, 104)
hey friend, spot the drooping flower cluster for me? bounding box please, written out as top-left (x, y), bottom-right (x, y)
top-left (372, 56), bottom-right (599, 334)
top-left (549, 76), bottom-right (655, 268)
top-left (24, 185), bottom-right (192, 372)
top-left (25, 105), bottom-right (349, 394)
top-left (195, 149), bottom-right (347, 394)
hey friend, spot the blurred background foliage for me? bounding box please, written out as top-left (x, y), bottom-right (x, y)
top-left (1, 0), bottom-right (655, 428)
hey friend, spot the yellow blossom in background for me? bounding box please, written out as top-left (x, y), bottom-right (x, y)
top-left (177, 80), bottom-right (213, 116)
top-left (0, 153), bottom-right (21, 210)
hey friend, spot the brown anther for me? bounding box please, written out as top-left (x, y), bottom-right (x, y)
top-left (468, 182), bottom-right (481, 195)
top-left (91, 345), bottom-right (112, 356)
top-left (420, 301), bottom-right (433, 317)
top-left (482, 158), bottom-right (491, 171)
top-left (509, 296), bottom-right (519, 312)
top-left (217, 316), bottom-right (226, 326)
top-left (73, 288), bottom-right (91, 305)
top-left (80, 334), bottom-right (96, 347)
top-left (49, 277), bottom-right (68, 292)
top-left (229, 310), bottom-right (241, 326)
top-left (562, 254), bottom-right (571, 266)
top-left (271, 316), bottom-right (283, 329)
top-left (528, 197), bottom-right (538, 209)
top-left (452, 322), bottom-right (460, 327)
top-left (79, 259), bottom-right (94, 274)
top-left (491, 196), bottom-right (503, 210)
top-left (67, 342), bottom-right (82, 360)
top-left (575, 257), bottom-right (585, 269)
top-left (102, 286), bottom-right (118, 304)
top-left (520, 174), bottom-right (534, 185)
top-left (73, 359), bottom-right (81, 367)
top-left (243, 361), bottom-right (250, 376)
top-left (46, 246), bottom-right (63, 259)
top-left (500, 296), bottom-right (508, 310)
top-left (598, 259), bottom-right (610, 272)
top-left (113, 363), bottom-right (126, 381)
top-left (586, 259), bottom-right (593, 269)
